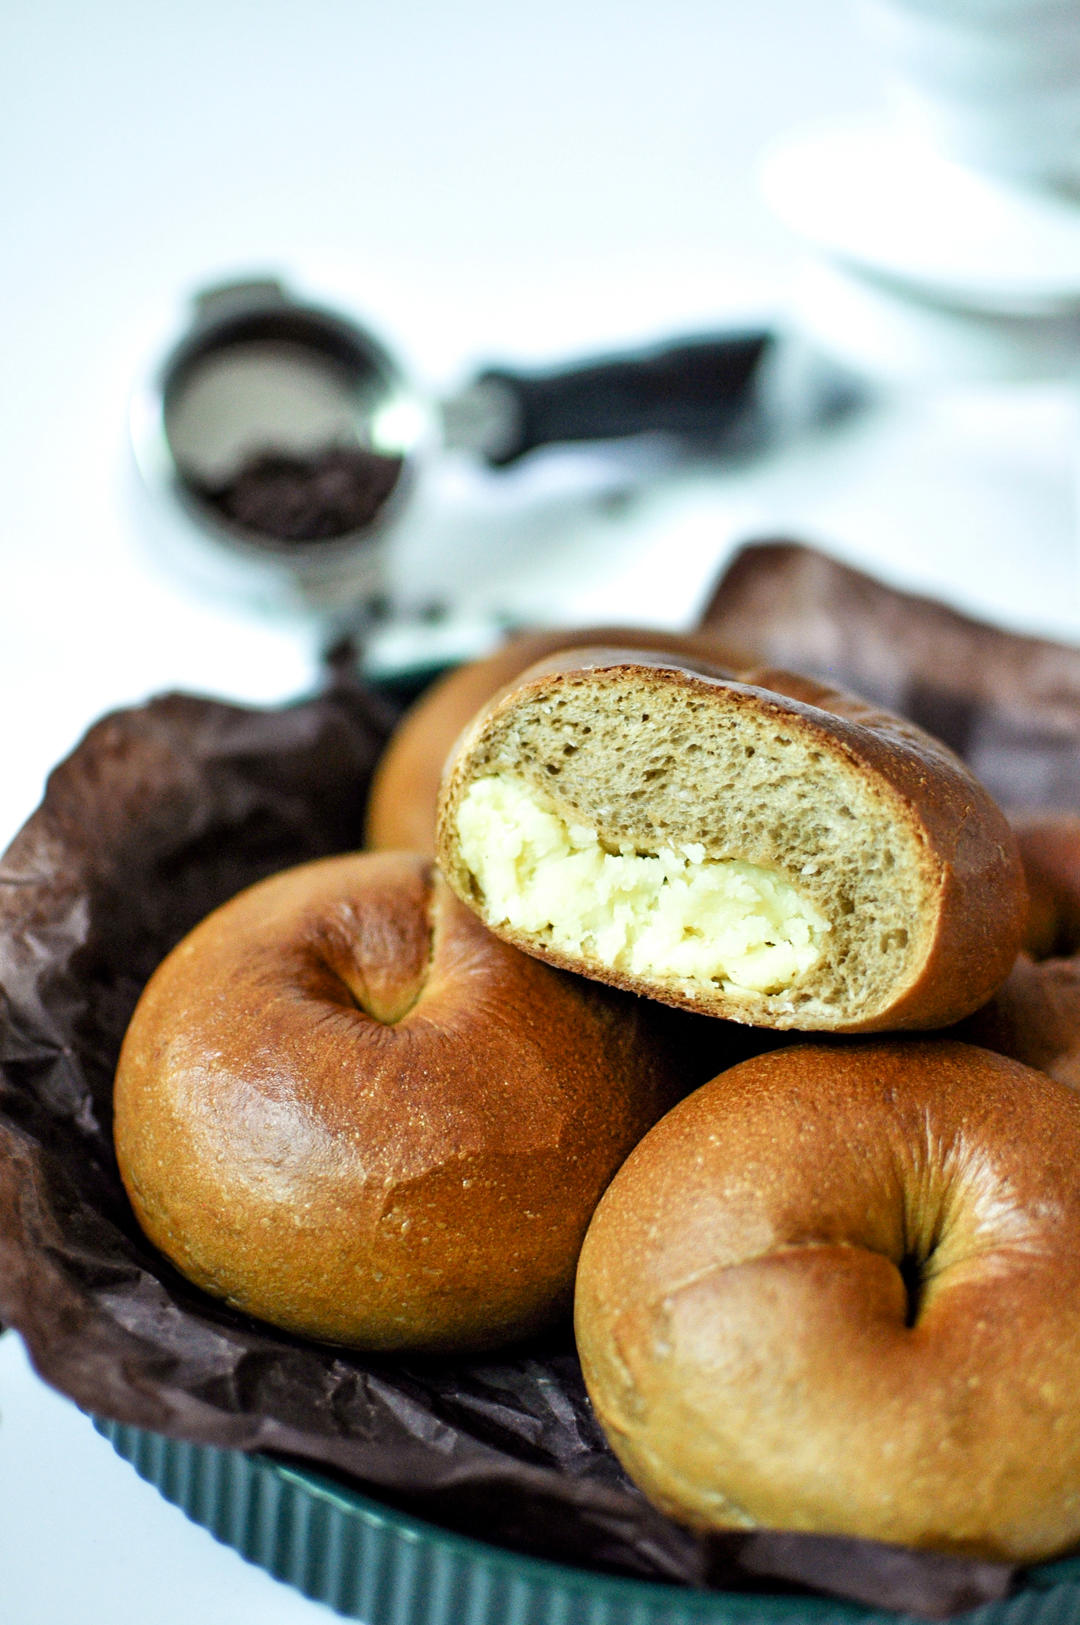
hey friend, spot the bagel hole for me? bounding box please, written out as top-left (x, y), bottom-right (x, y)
top-left (898, 1251), bottom-right (924, 1327)
top-left (316, 882), bottom-right (437, 1026)
top-left (324, 957), bottom-right (427, 1026)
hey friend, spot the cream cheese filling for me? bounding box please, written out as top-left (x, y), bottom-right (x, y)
top-left (455, 774), bottom-right (829, 995)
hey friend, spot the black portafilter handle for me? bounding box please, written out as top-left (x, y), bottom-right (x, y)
top-left (475, 328), bottom-right (775, 467)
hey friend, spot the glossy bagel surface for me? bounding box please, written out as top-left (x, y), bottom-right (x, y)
top-left (575, 1039), bottom-right (1080, 1563)
top-left (114, 850), bottom-right (682, 1353)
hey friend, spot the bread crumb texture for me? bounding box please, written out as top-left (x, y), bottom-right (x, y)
top-left (448, 670), bottom-right (932, 1027)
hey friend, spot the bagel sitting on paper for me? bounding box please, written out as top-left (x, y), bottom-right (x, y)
top-left (113, 850), bottom-right (690, 1353)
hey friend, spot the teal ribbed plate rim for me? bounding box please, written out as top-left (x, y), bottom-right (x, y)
top-left (93, 1418), bottom-right (1080, 1625)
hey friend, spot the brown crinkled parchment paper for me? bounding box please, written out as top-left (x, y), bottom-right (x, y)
top-left (4, 556), bottom-right (1077, 1619)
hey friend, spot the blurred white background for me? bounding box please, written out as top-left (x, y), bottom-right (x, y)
top-left (3, 1), bottom-right (1080, 1619)
top-left (0, 0), bottom-right (882, 848)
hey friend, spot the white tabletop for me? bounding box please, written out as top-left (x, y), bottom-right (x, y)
top-left (4, 2), bottom-right (1080, 1620)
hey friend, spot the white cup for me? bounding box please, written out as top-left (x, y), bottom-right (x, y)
top-left (854, 0), bottom-right (1080, 188)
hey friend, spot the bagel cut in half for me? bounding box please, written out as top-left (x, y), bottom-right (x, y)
top-left (113, 851), bottom-right (688, 1354)
top-left (436, 649), bottom-right (1027, 1032)
top-left (574, 1040), bottom-right (1080, 1563)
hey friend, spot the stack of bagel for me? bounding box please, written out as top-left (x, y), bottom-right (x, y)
top-left (114, 591), bottom-right (1080, 1570)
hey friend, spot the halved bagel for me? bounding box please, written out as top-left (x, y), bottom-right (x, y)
top-left (435, 649), bottom-right (1027, 1032)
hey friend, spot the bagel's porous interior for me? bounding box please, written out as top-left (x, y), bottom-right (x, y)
top-left (448, 671), bottom-right (935, 1026)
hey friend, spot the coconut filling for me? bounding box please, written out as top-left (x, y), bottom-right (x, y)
top-left (454, 774), bottom-right (830, 996)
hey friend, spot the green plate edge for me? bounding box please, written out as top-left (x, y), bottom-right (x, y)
top-left (93, 1417), bottom-right (1080, 1625)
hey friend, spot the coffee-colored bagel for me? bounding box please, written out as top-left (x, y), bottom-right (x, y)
top-left (365, 626), bottom-right (748, 855)
top-left (574, 1039), bottom-right (1080, 1563)
top-left (1013, 811), bottom-right (1080, 961)
top-left (436, 649), bottom-right (1027, 1032)
top-left (961, 811), bottom-right (1080, 1087)
top-left (963, 954), bottom-right (1080, 1089)
top-left (114, 850), bottom-right (684, 1353)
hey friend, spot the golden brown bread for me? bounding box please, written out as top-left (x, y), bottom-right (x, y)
top-left (962, 953), bottom-right (1080, 1090)
top-left (113, 850), bottom-right (687, 1353)
top-left (574, 1039), bottom-right (1080, 1563)
top-left (958, 811), bottom-right (1080, 1087)
top-left (1012, 811), bottom-right (1080, 961)
top-left (436, 648), bottom-right (1027, 1032)
top-left (365, 625), bottom-right (750, 855)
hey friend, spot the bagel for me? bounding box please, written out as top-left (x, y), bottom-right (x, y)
top-left (113, 850), bottom-right (687, 1353)
top-left (365, 625), bottom-right (748, 855)
top-left (960, 811), bottom-right (1080, 1087)
top-left (963, 954), bottom-right (1080, 1090)
top-left (1012, 811), bottom-right (1080, 962)
top-left (574, 1039), bottom-right (1080, 1563)
top-left (435, 648), bottom-right (1027, 1032)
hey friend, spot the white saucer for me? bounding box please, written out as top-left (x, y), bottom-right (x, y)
top-left (760, 117), bottom-right (1080, 316)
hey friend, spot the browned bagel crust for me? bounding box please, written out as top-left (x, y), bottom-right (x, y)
top-left (436, 649), bottom-right (1027, 1033)
top-left (963, 954), bottom-right (1080, 1089)
top-left (1011, 811), bottom-right (1080, 961)
top-left (113, 851), bottom-right (685, 1353)
top-left (365, 625), bottom-right (750, 855)
top-left (574, 1039), bottom-right (1080, 1563)
top-left (960, 811), bottom-right (1080, 1087)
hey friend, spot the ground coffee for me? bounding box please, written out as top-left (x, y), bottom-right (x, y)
top-left (196, 444), bottom-right (403, 543)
